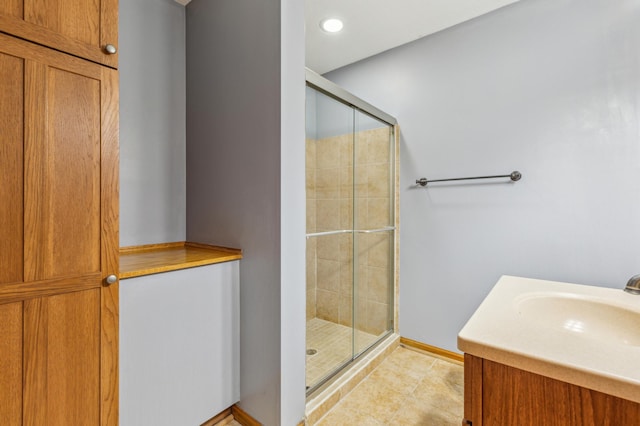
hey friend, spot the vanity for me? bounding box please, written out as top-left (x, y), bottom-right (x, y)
top-left (458, 276), bottom-right (640, 425)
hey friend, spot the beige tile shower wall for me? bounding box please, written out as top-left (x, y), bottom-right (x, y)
top-left (311, 128), bottom-right (394, 336)
top-left (314, 132), bottom-right (353, 326)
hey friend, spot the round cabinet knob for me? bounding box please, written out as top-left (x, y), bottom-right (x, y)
top-left (105, 274), bottom-right (118, 285)
top-left (104, 44), bottom-right (117, 55)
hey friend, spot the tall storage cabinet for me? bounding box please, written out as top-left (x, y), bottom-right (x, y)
top-left (0, 2), bottom-right (119, 424)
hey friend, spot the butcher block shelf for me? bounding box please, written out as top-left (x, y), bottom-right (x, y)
top-left (119, 241), bottom-right (242, 279)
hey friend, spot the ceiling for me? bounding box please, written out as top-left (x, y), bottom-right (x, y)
top-left (306, 0), bottom-right (520, 74)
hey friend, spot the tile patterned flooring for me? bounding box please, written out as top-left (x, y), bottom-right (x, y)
top-left (216, 344), bottom-right (463, 426)
top-left (306, 318), bottom-right (380, 389)
top-left (313, 346), bottom-right (464, 425)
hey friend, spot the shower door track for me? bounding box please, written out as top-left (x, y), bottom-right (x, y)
top-left (306, 68), bottom-right (397, 127)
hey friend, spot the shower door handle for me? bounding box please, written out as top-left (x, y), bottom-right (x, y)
top-left (354, 227), bottom-right (396, 234)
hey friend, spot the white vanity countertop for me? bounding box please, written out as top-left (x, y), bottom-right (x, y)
top-left (458, 275), bottom-right (640, 403)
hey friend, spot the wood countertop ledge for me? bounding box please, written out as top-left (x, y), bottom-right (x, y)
top-left (119, 241), bottom-right (242, 279)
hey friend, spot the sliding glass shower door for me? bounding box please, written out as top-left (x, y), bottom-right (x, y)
top-left (305, 78), bottom-right (395, 393)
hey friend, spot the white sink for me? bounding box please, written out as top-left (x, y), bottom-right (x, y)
top-left (458, 275), bottom-right (640, 404)
top-left (514, 292), bottom-right (640, 346)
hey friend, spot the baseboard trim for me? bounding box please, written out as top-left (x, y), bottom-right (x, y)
top-left (232, 404), bottom-right (262, 426)
top-left (201, 408), bottom-right (232, 426)
top-left (400, 337), bottom-right (464, 363)
top-left (200, 404), bottom-right (261, 426)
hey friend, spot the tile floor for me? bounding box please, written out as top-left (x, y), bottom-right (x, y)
top-left (306, 318), bottom-right (380, 389)
top-left (216, 345), bottom-right (463, 426)
top-left (313, 346), bottom-right (464, 425)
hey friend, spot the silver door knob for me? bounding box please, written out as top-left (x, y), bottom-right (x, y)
top-left (105, 274), bottom-right (118, 285)
top-left (105, 44), bottom-right (117, 54)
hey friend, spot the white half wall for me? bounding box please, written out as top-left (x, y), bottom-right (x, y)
top-left (120, 262), bottom-right (240, 425)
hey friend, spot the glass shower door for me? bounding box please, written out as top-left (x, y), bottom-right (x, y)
top-left (353, 110), bottom-right (395, 357)
top-left (305, 81), bottom-right (395, 394)
top-left (305, 86), bottom-right (356, 390)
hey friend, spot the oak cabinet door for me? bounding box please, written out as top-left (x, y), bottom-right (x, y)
top-left (0, 0), bottom-right (118, 68)
top-left (0, 33), bottom-right (119, 426)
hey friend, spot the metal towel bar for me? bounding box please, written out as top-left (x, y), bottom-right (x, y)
top-left (415, 171), bottom-right (521, 187)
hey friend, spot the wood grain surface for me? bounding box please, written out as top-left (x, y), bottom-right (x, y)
top-left (0, 51), bottom-right (24, 285)
top-left (464, 354), bottom-right (640, 426)
top-left (0, 32), bottom-right (119, 425)
top-left (120, 242), bottom-right (242, 279)
top-left (0, 0), bottom-right (118, 68)
top-left (0, 303), bottom-right (22, 426)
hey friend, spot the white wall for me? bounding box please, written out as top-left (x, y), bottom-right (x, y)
top-left (280, 0), bottom-right (307, 425)
top-left (119, 0), bottom-right (186, 247)
top-left (327, 0), bottom-right (640, 353)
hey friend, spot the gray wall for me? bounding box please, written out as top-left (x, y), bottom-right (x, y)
top-left (119, 0), bottom-right (186, 247)
top-left (327, 0), bottom-right (640, 353)
top-left (186, 0), bottom-right (306, 424)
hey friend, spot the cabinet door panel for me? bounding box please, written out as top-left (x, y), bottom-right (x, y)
top-left (0, 0), bottom-right (117, 68)
top-left (24, 0), bottom-right (100, 46)
top-left (24, 63), bottom-right (101, 281)
top-left (0, 0), bottom-right (22, 19)
top-left (0, 52), bottom-right (24, 285)
top-left (0, 302), bottom-right (22, 426)
top-left (23, 290), bottom-right (101, 425)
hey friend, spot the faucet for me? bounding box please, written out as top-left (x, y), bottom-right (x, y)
top-left (624, 274), bottom-right (640, 295)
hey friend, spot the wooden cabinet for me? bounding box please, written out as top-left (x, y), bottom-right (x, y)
top-left (463, 354), bottom-right (640, 426)
top-left (0, 0), bottom-right (118, 68)
top-left (0, 32), bottom-right (119, 425)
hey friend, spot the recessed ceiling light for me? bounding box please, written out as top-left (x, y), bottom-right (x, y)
top-left (320, 18), bottom-right (344, 33)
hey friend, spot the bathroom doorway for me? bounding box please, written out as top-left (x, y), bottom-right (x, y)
top-left (305, 69), bottom-right (397, 394)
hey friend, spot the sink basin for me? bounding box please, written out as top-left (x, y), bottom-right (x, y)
top-left (458, 276), bottom-right (640, 404)
top-left (515, 293), bottom-right (640, 346)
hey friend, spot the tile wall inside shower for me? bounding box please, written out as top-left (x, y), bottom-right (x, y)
top-left (306, 127), bottom-right (392, 336)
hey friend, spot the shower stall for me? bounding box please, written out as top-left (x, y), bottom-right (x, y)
top-left (305, 69), bottom-right (397, 394)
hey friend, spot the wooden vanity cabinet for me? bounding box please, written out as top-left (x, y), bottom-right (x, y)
top-left (0, 0), bottom-right (118, 68)
top-left (0, 32), bottom-right (119, 425)
top-left (463, 354), bottom-right (640, 426)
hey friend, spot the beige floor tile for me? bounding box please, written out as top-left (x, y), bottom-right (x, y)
top-left (389, 395), bottom-right (462, 426)
top-left (411, 360), bottom-right (464, 418)
top-left (384, 347), bottom-right (438, 378)
top-left (316, 403), bottom-right (384, 426)
top-left (366, 362), bottom-right (422, 395)
top-left (337, 379), bottom-right (407, 423)
top-left (310, 345), bottom-right (464, 426)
